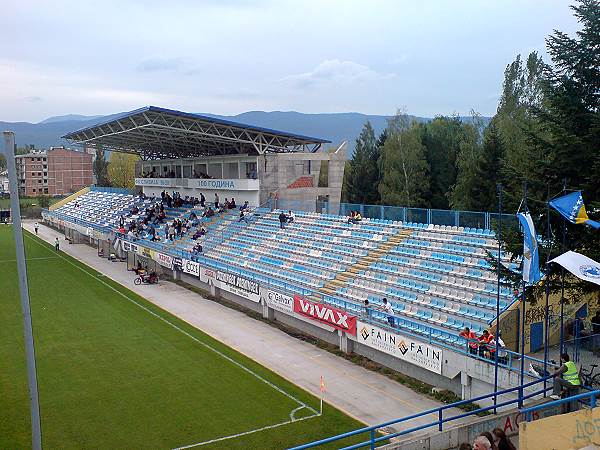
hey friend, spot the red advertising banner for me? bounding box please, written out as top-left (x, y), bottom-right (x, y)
top-left (293, 295), bottom-right (357, 336)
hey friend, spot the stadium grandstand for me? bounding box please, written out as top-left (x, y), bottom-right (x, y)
top-left (34, 106), bottom-right (599, 448)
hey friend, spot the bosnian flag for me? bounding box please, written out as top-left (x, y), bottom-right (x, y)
top-left (517, 212), bottom-right (541, 284)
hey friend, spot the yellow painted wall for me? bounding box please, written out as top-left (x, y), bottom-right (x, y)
top-left (520, 406), bottom-right (599, 450)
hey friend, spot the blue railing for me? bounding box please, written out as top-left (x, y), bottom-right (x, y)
top-left (290, 376), bottom-right (553, 450)
top-left (520, 389), bottom-right (600, 422)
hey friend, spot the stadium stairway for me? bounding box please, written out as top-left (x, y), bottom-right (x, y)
top-left (48, 186), bottom-right (90, 211)
top-left (311, 227), bottom-right (413, 301)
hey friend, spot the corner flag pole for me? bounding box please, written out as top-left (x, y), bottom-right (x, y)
top-left (319, 375), bottom-right (325, 415)
top-left (4, 131), bottom-right (42, 450)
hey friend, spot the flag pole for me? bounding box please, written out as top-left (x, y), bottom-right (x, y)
top-left (559, 179), bottom-right (567, 358)
top-left (493, 183), bottom-right (502, 414)
top-left (543, 184), bottom-right (551, 396)
top-left (519, 182), bottom-right (528, 408)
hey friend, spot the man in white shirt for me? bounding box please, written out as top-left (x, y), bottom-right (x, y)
top-left (381, 298), bottom-right (395, 327)
top-left (34, 222), bottom-right (39, 235)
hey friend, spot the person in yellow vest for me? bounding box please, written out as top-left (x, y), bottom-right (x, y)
top-left (550, 352), bottom-right (581, 400)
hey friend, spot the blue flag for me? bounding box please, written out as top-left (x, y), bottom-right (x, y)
top-left (549, 191), bottom-right (600, 229)
top-left (517, 212), bottom-right (541, 284)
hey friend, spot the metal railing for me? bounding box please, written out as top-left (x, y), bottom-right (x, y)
top-left (520, 389), bottom-right (600, 422)
top-left (289, 376), bottom-right (553, 450)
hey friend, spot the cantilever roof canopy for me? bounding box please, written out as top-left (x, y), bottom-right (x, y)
top-left (62, 106), bottom-right (330, 160)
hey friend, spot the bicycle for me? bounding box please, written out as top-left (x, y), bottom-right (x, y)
top-left (580, 364), bottom-right (600, 390)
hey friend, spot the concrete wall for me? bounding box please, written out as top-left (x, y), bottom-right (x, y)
top-left (380, 401), bottom-right (562, 450)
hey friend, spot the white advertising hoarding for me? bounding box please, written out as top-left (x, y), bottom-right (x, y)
top-left (261, 289), bottom-right (294, 314)
top-left (355, 321), bottom-right (443, 374)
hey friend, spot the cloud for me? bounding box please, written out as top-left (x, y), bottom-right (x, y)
top-left (136, 57), bottom-right (184, 73)
top-left (282, 59), bottom-right (395, 89)
top-left (24, 96), bottom-right (42, 102)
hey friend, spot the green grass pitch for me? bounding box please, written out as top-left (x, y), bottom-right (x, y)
top-left (0, 226), bottom-right (364, 449)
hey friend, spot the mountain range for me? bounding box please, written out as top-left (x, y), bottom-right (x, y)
top-left (1, 110), bottom-right (489, 155)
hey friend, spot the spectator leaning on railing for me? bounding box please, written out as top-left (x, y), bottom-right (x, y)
top-left (459, 327), bottom-right (478, 355)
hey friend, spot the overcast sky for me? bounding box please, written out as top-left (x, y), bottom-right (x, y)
top-left (1, 0), bottom-right (580, 123)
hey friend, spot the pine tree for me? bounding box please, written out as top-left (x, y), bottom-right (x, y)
top-left (471, 122), bottom-right (504, 211)
top-left (342, 121), bottom-right (381, 204)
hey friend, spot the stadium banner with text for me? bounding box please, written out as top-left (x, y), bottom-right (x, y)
top-left (293, 295), bottom-right (357, 336)
top-left (355, 321), bottom-right (443, 374)
top-left (135, 177), bottom-right (176, 187)
top-left (121, 240), bottom-right (139, 254)
top-left (137, 246), bottom-right (156, 260)
top-left (172, 257), bottom-right (183, 272)
top-left (181, 259), bottom-right (200, 277)
top-left (261, 289), bottom-right (294, 314)
top-left (203, 269), bottom-right (260, 303)
top-left (199, 266), bottom-right (216, 284)
top-left (156, 252), bottom-right (173, 269)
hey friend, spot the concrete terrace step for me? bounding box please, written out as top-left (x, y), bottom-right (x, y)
top-left (316, 228), bottom-right (412, 300)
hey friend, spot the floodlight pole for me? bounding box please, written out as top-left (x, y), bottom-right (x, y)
top-left (4, 131), bottom-right (42, 450)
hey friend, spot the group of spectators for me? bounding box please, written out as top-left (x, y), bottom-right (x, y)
top-left (460, 428), bottom-right (516, 450)
top-left (459, 327), bottom-right (507, 363)
top-left (278, 210), bottom-right (295, 229)
top-left (347, 210), bottom-right (363, 224)
top-left (140, 169), bottom-right (215, 179)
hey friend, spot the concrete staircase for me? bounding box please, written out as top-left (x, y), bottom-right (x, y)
top-left (48, 186), bottom-right (90, 211)
top-left (307, 228), bottom-right (412, 302)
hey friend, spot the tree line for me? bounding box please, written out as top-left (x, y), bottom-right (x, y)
top-left (343, 0), bottom-right (599, 295)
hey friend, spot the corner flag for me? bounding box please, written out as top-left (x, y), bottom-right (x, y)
top-left (320, 375), bottom-right (326, 393)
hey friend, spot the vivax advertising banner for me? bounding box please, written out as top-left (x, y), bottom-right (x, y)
top-left (356, 321), bottom-right (443, 374)
top-left (261, 289), bottom-right (294, 314)
top-left (156, 252), bottom-right (173, 269)
top-left (213, 270), bottom-right (260, 303)
top-left (293, 295), bottom-right (357, 336)
top-left (181, 259), bottom-right (200, 277)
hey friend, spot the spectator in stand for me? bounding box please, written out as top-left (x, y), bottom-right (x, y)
top-left (347, 211), bottom-right (356, 224)
top-left (168, 224), bottom-right (176, 241)
top-left (381, 298), bottom-right (395, 327)
top-left (200, 193), bottom-right (206, 207)
top-left (191, 243), bottom-right (202, 261)
top-left (362, 299), bottom-right (370, 318)
top-left (477, 330), bottom-right (494, 357)
top-left (460, 327), bottom-right (479, 355)
top-left (223, 198), bottom-right (231, 209)
top-left (192, 227), bottom-right (206, 240)
top-left (492, 428), bottom-right (516, 450)
top-left (487, 333), bottom-right (507, 363)
top-left (473, 435), bottom-right (491, 450)
top-left (214, 193), bottom-right (219, 209)
top-left (205, 207), bottom-right (215, 218)
top-left (240, 200), bottom-right (249, 211)
top-left (239, 209), bottom-right (250, 223)
top-left (551, 352), bottom-right (581, 401)
top-left (278, 211), bottom-right (287, 229)
top-left (479, 432), bottom-right (497, 450)
top-left (161, 190), bottom-right (166, 202)
top-left (229, 198), bottom-right (237, 209)
top-left (287, 210), bottom-right (295, 223)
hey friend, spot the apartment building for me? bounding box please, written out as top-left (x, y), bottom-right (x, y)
top-left (16, 147), bottom-right (93, 196)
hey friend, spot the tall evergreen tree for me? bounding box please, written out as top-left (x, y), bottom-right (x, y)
top-left (378, 112), bottom-right (429, 207)
top-left (471, 122), bottom-right (504, 211)
top-left (93, 147), bottom-right (110, 187)
top-left (342, 121), bottom-right (380, 204)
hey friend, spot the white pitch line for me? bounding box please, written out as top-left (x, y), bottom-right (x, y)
top-left (172, 412), bottom-right (322, 450)
top-left (24, 234), bottom-right (319, 418)
top-left (290, 405), bottom-right (307, 421)
top-left (0, 256), bottom-right (60, 263)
